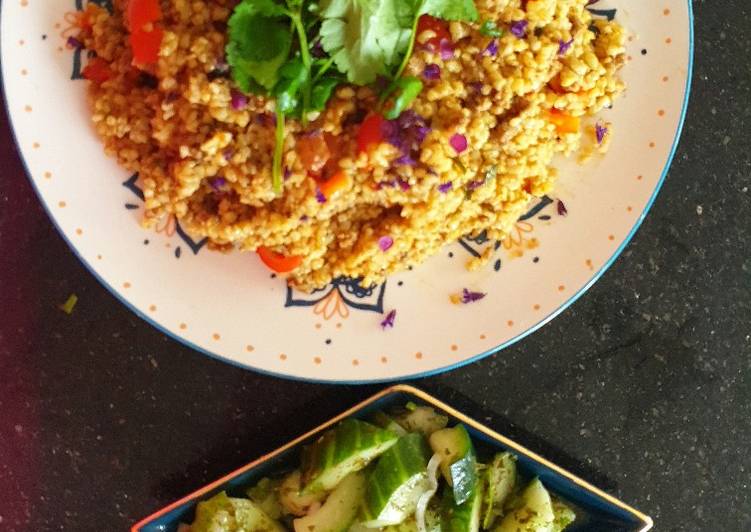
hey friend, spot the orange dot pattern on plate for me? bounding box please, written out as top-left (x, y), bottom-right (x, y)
top-left (352, 359), bottom-right (359, 366)
top-left (663, 8), bottom-right (670, 15)
top-left (123, 282), bottom-right (131, 289)
top-left (658, 109), bottom-right (665, 117)
top-left (507, 320), bottom-right (514, 327)
top-left (649, 141), bottom-right (656, 148)
top-left (415, 352), bottom-right (423, 359)
top-left (637, 174), bottom-right (643, 181)
top-left (450, 344), bottom-right (458, 351)
top-left (75, 228), bottom-right (82, 235)
top-left (627, 206), bottom-right (633, 212)
top-left (315, 323), bottom-right (322, 329)
top-left (533, 304), bottom-right (541, 311)
top-left (20, 0), bottom-right (28, 6)
top-left (44, 171), bottom-right (52, 179)
top-left (665, 37), bottom-right (672, 44)
top-left (19, 40), bottom-right (25, 46)
top-left (149, 305), bottom-right (156, 312)
top-left (245, 344), bottom-right (254, 352)
top-left (279, 354), bottom-right (287, 361)
top-left (179, 323), bottom-right (187, 330)
top-left (662, 76), bottom-right (669, 82)
top-left (21, 69), bottom-right (28, 76)
top-left (58, 201), bottom-right (66, 208)
top-left (24, 105), bottom-right (31, 112)
top-left (32, 142), bottom-right (40, 149)
top-left (96, 254), bottom-right (102, 260)
top-left (480, 334), bottom-right (486, 340)
top-left (212, 333), bottom-right (220, 340)
top-left (336, 323), bottom-right (342, 329)
top-left (586, 259), bottom-right (593, 270)
top-left (314, 357), bottom-right (322, 365)
top-left (558, 285), bottom-right (565, 292)
top-left (608, 235), bottom-right (615, 241)
top-left (380, 356), bottom-right (388, 364)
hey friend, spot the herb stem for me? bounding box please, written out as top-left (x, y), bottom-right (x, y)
top-left (313, 56), bottom-right (336, 83)
top-left (290, 11), bottom-right (312, 125)
top-left (394, 3), bottom-right (425, 81)
top-left (273, 105), bottom-right (285, 194)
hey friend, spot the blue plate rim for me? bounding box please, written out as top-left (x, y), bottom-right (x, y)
top-left (1, 1), bottom-right (694, 384)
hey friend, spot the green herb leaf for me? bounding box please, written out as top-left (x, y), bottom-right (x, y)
top-left (319, 0), bottom-right (411, 85)
top-left (274, 58), bottom-right (309, 114)
top-left (420, 0), bottom-right (478, 21)
top-left (227, 1), bottom-right (294, 91)
top-left (479, 20), bottom-right (502, 37)
top-left (383, 76), bottom-right (423, 119)
top-left (311, 77), bottom-right (341, 111)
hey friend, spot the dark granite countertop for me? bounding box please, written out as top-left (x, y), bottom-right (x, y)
top-left (1, 2), bottom-right (749, 531)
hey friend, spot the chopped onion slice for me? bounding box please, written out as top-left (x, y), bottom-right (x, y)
top-left (416, 453), bottom-right (442, 532)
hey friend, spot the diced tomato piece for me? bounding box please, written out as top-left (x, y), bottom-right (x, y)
top-left (127, 0), bottom-right (162, 32)
top-left (357, 113), bottom-right (385, 153)
top-left (130, 26), bottom-right (163, 66)
top-left (296, 132), bottom-right (331, 174)
top-left (82, 57), bottom-right (112, 83)
top-left (318, 170), bottom-right (351, 200)
top-left (547, 109), bottom-right (580, 134)
top-left (548, 74), bottom-right (566, 94)
top-left (257, 247), bottom-right (303, 274)
top-left (416, 15), bottom-right (452, 49)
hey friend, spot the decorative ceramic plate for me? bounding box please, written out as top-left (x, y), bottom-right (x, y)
top-left (2, 1), bottom-right (693, 383)
top-left (133, 385), bottom-right (653, 531)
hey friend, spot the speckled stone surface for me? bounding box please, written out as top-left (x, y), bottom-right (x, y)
top-left (1, 2), bottom-right (750, 531)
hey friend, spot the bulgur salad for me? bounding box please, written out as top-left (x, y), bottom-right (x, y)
top-left (74, 0), bottom-right (626, 291)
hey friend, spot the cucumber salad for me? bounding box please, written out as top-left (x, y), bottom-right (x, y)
top-left (184, 404), bottom-right (575, 532)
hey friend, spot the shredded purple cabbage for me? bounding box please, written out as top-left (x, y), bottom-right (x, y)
top-left (230, 89), bottom-right (247, 110)
top-left (438, 182), bottom-right (453, 193)
top-left (66, 36), bottom-right (83, 49)
top-left (558, 38), bottom-right (574, 56)
top-left (378, 236), bottom-right (394, 251)
top-left (469, 81), bottom-right (484, 94)
top-left (461, 289), bottom-right (486, 304)
top-left (394, 155), bottom-right (417, 166)
top-left (439, 38), bottom-right (454, 60)
top-left (315, 189), bottom-right (327, 203)
top-left (450, 133), bottom-right (468, 154)
top-left (283, 167), bottom-right (292, 180)
top-left (382, 111), bottom-right (432, 168)
top-left (466, 179), bottom-right (485, 191)
top-left (209, 177), bottom-right (226, 191)
top-left (596, 122), bottom-right (608, 144)
top-left (510, 20), bottom-right (528, 39)
top-left (483, 40), bottom-right (499, 57)
top-left (380, 309), bottom-right (397, 329)
top-left (222, 148), bottom-right (234, 161)
top-left (423, 64), bottom-right (441, 80)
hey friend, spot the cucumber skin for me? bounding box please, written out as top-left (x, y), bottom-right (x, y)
top-left (429, 425), bottom-right (477, 506)
top-left (481, 453), bottom-right (517, 529)
top-left (441, 481), bottom-right (483, 532)
top-left (302, 419), bottom-right (399, 495)
top-left (495, 479), bottom-right (555, 532)
top-left (362, 433), bottom-right (432, 525)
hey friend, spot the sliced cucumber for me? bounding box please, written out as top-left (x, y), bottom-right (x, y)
top-left (280, 470), bottom-right (327, 516)
top-left (302, 419), bottom-right (399, 495)
top-left (551, 498), bottom-right (576, 532)
top-left (361, 433), bottom-right (432, 527)
top-left (382, 506), bottom-right (441, 532)
top-left (429, 425), bottom-right (477, 505)
top-left (246, 477), bottom-right (284, 520)
top-left (191, 491), bottom-right (286, 532)
top-left (392, 405), bottom-right (449, 436)
top-left (371, 411), bottom-right (408, 437)
top-left (495, 479), bottom-right (554, 532)
top-left (441, 479), bottom-right (483, 532)
top-left (481, 453), bottom-right (517, 529)
top-left (294, 472), bottom-right (367, 532)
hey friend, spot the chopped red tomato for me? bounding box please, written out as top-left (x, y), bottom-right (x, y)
top-left (127, 0), bottom-right (162, 32)
top-left (130, 26), bottom-right (163, 66)
top-left (297, 132), bottom-right (331, 174)
top-left (257, 247), bottom-right (302, 274)
top-left (318, 170), bottom-right (351, 200)
top-left (357, 114), bottom-right (385, 153)
top-left (416, 15), bottom-right (452, 49)
top-left (82, 57), bottom-right (112, 83)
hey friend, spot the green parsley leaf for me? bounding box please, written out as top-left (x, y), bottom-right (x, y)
top-left (274, 58), bottom-right (309, 114)
top-left (479, 20), bottom-right (502, 37)
top-left (420, 0), bottom-right (478, 22)
top-left (383, 76), bottom-right (423, 119)
top-left (311, 77), bottom-right (341, 111)
top-left (319, 0), bottom-right (411, 85)
top-left (226, 1), bottom-right (293, 91)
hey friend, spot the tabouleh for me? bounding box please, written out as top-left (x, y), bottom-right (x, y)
top-left (75, 0), bottom-right (626, 291)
